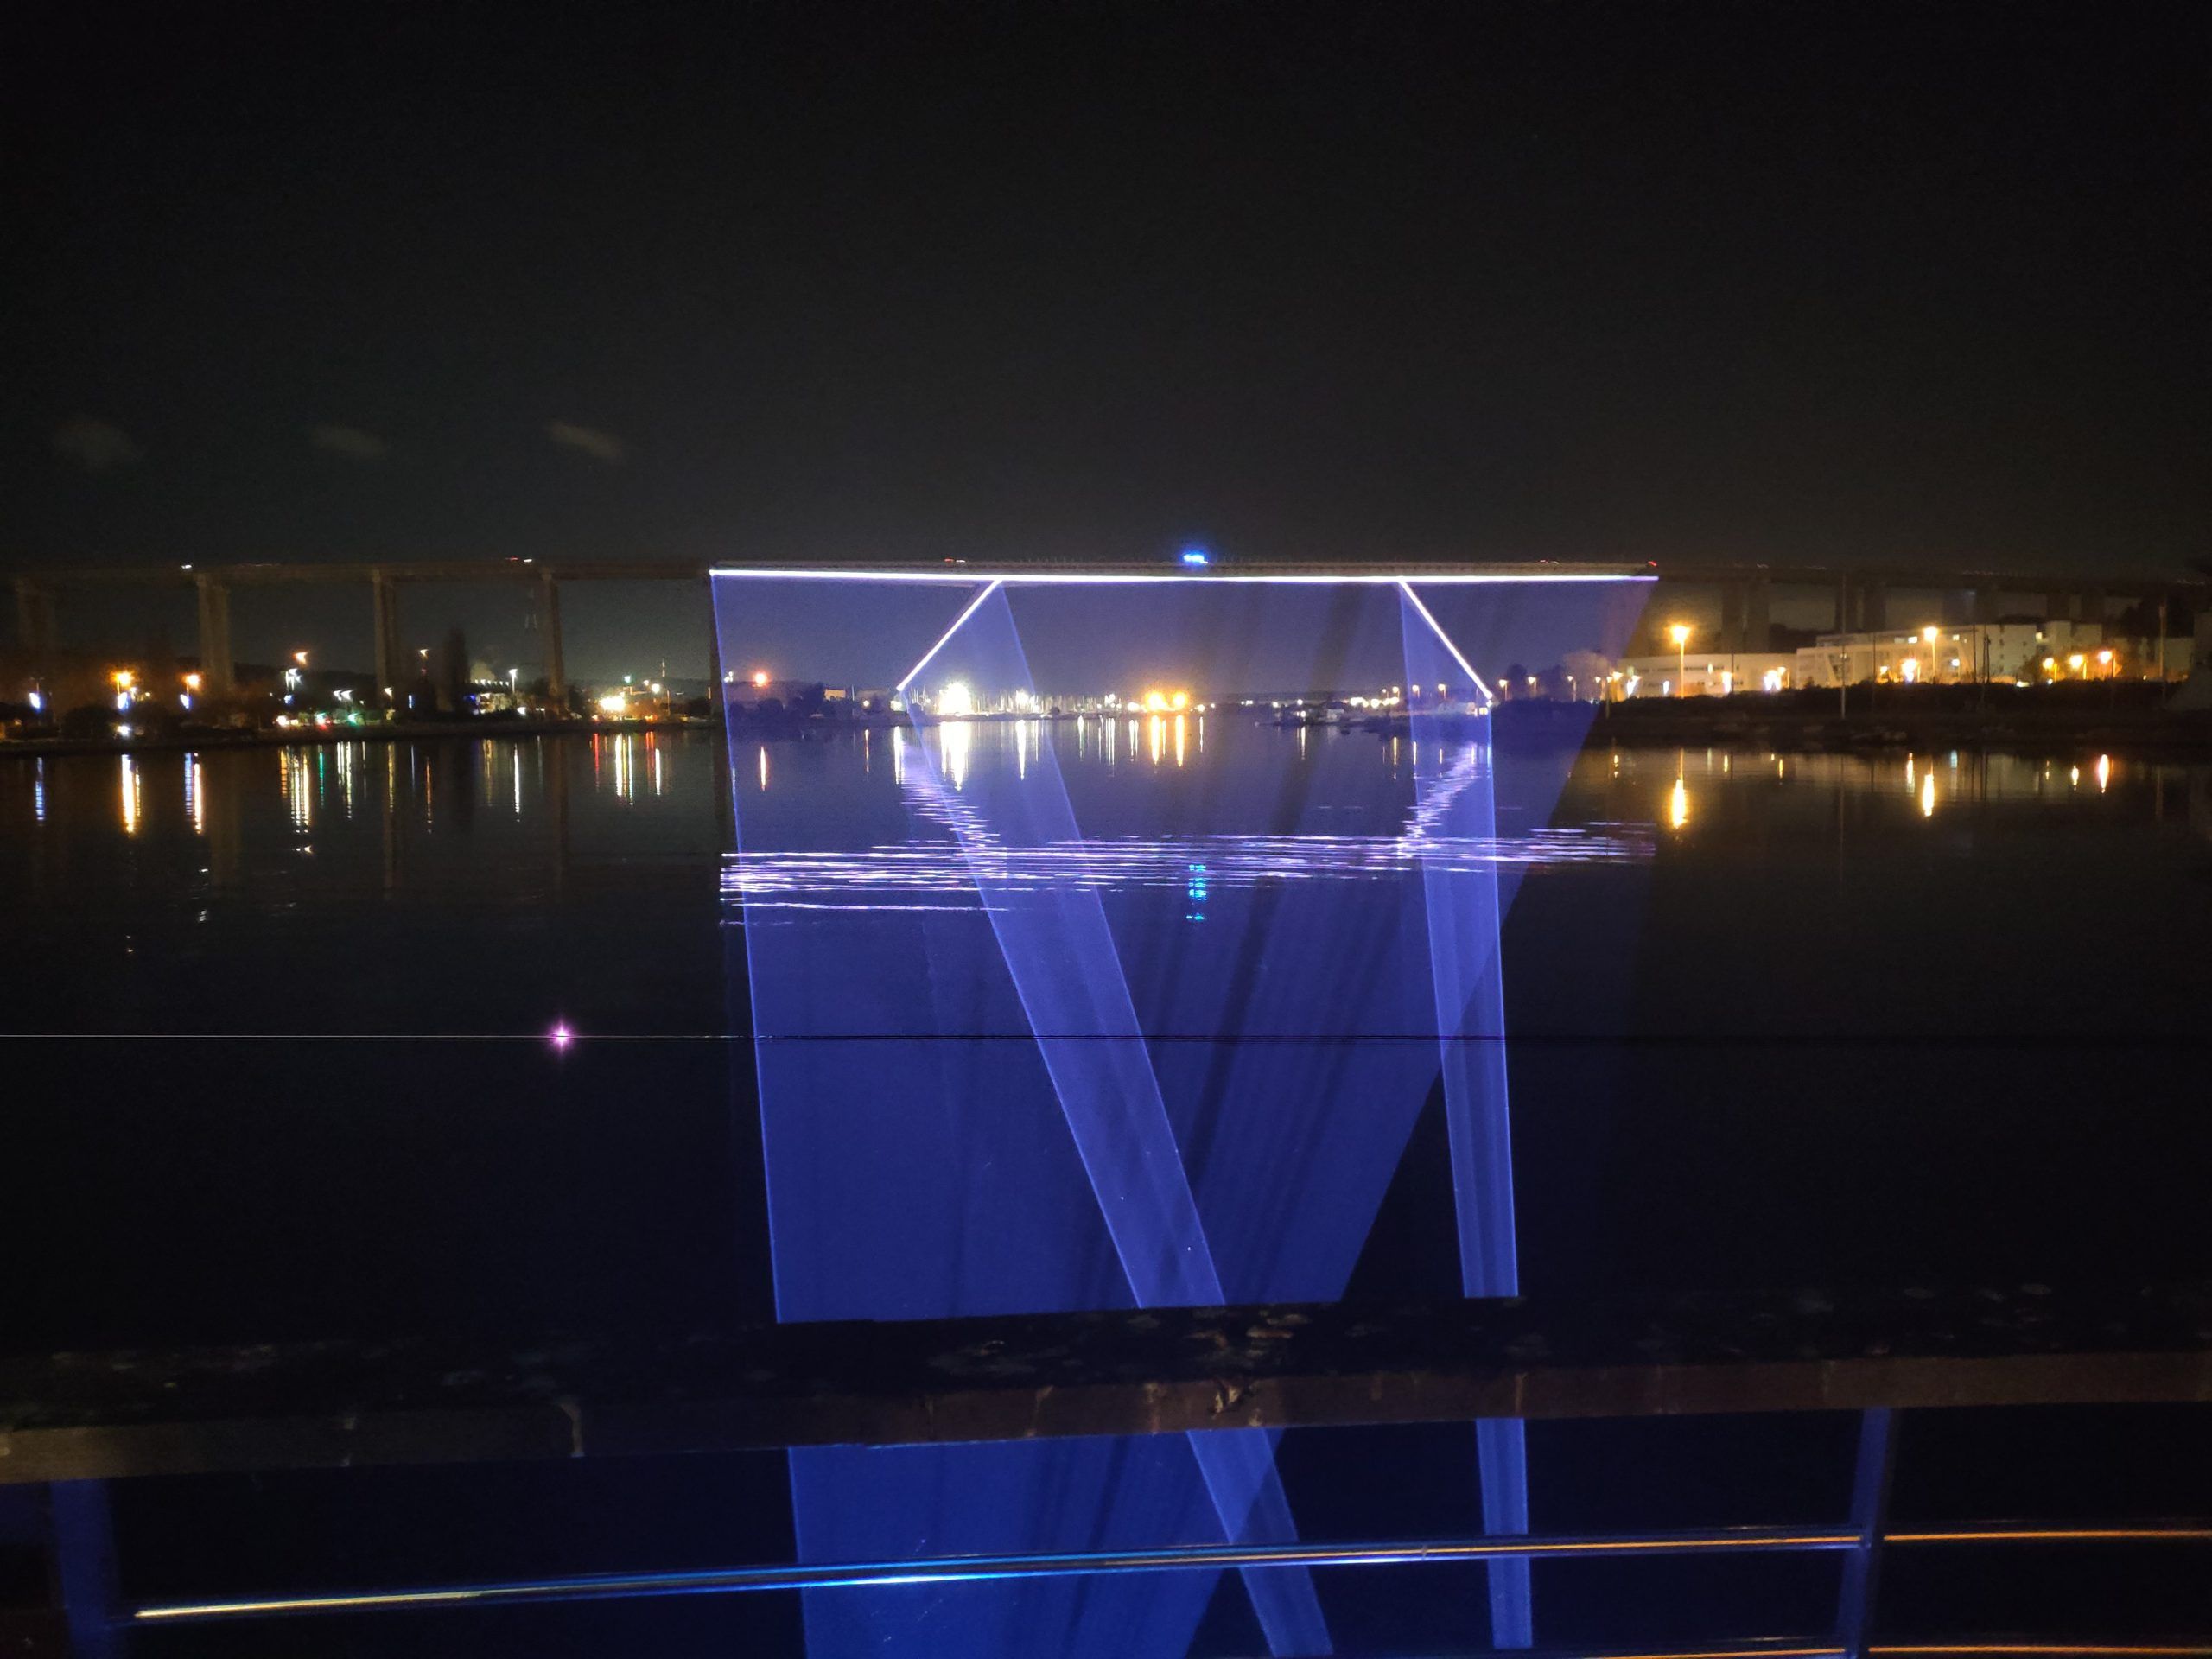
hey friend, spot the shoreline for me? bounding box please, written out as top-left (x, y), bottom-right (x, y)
top-left (6, 696), bottom-right (2212, 763)
top-left (1493, 696), bottom-right (2212, 759)
top-left (0, 715), bottom-right (719, 762)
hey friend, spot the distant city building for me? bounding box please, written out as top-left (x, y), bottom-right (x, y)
top-left (1610, 652), bottom-right (1799, 698)
top-left (1795, 620), bottom-right (2108, 687)
top-left (1602, 616), bottom-right (2187, 696)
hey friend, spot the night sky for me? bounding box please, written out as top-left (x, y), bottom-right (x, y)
top-left (7, 2), bottom-right (2207, 671)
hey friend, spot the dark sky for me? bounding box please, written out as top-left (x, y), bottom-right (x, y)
top-left (9, 0), bottom-right (2208, 592)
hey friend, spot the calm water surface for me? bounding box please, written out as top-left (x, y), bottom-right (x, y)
top-left (4, 724), bottom-right (2209, 1653)
top-left (3, 724), bottom-right (2209, 1345)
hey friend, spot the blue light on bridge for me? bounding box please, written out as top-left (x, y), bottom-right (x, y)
top-left (1179, 547), bottom-right (1210, 567)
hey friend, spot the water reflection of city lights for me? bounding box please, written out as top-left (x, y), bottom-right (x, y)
top-left (1920, 770), bottom-right (1936, 817)
top-left (119, 754), bottom-right (141, 834)
top-left (939, 721), bottom-right (971, 789)
top-left (756, 744), bottom-right (769, 793)
top-left (187, 756), bottom-right (205, 836)
top-left (283, 751), bottom-right (315, 831)
top-left (1173, 713), bottom-right (1187, 768)
top-left (1148, 715), bottom-right (1166, 766)
top-left (1669, 777), bottom-right (1689, 830)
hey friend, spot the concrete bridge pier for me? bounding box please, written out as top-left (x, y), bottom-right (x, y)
top-left (14, 578), bottom-right (59, 667)
top-left (1719, 582), bottom-right (1745, 652)
top-left (194, 575), bottom-right (235, 697)
top-left (537, 572), bottom-right (565, 705)
top-left (701, 575), bottom-right (722, 710)
top-left (370, 570), bottom-right (404, 702)
top-left (1835, 576), bottom-right (1889, 632)
top-left (1717, 576), bottom-right (1772, 652)
top-left (1857, 578), bottom-right (1889, 632)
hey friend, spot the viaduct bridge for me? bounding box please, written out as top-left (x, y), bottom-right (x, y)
top-left (7, 558), bottom-right (2205, 695)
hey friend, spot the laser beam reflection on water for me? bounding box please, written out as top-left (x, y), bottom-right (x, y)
top-left (723, 828), bottom-right (1649, 909)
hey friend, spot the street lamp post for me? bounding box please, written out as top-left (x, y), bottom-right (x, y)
top-left (1669, 624), bottom-right (1691, 698)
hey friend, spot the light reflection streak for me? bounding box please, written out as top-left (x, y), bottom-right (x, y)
top-left (938, 721), bottom-right (972, 790)
top-left (185, 755), bottom-right (204, 835)
top-left (284, 752), bottom-right (314, 831)
top-left (1920, 770), bottom-right (1936, 818)
top-left (118, 754), bottom-right (141, 834)
top-left (33, 759), bottom-right (47, 823)
top-left (723, 825), bottom-right (1649, 909)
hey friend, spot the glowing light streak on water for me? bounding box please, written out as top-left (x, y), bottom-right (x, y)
top-left (721, 826), bottom-right (1646, 910)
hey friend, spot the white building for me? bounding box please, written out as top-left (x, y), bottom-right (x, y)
top-left (1611, 652), bottom-right (1799, 698)
top-left (1793, 620), bottom-right (2108, 687)
top-left (1599, 616), bottom-right (2192, 697)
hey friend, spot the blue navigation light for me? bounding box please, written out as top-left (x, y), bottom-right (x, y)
top-left (1179, 547), bottom-right (1210, 567)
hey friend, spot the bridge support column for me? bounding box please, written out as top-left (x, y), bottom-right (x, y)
top-left (1972, 585), bottom-right (2001, 626)
top-left (370, 570), bottom-right (403, 704)
top-left (194, 575), bottom-right (234, 697)
top-left (2080, 586), bottom-right (2107, 633)
top-left (1858, 579), bottom-right (1888, 632)
top-left (702, 576), bottom-right (723, 709)
top-left (537, 573), bottom-right (566, 709)
top-left (1743, 577), bottom-right (1770, 652)
top-left (14, 578), bottom-right (58, 665)
top-left (1719, 582), bottom-right (1745, 652)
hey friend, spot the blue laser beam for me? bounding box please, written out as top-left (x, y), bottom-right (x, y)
top-left (1400, 587), bottom-right (1531, 1649)
top-left (1398, 580), bottom-right (1497, 702)
top-left (897, 580), bottom-right (1005, 693)
top-left (898, 586), bottom-right (1332, 1655)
